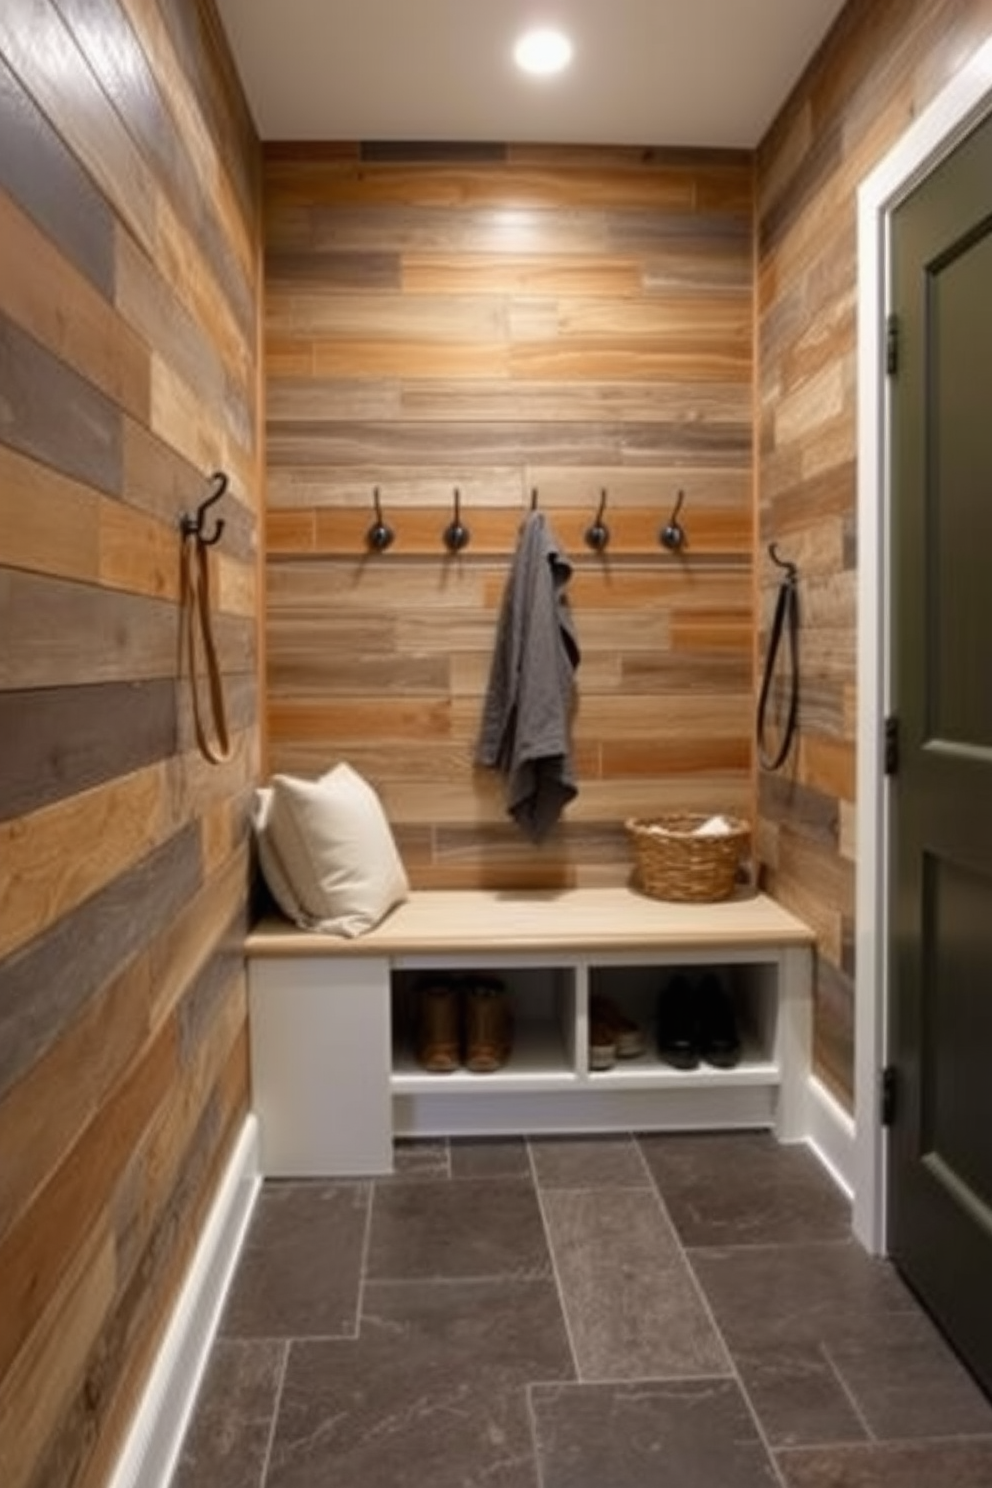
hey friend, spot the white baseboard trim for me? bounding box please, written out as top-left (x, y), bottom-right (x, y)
top-left (804, 1075), bottom-right (856, 1201)
top-left (107, 1114), bottom-right (261, 1488)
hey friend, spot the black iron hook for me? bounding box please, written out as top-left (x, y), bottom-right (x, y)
top-left (443, 488), bottom-right (470, 552)
top-left (366, 487), bottom-right (395, 552)
top-left (180, 469), bottom-right (228, 547)
top-left (585, 489), bottom-right (610, 552)
top-left (660, 488), bottom-right (687, 551)
top-left (530, 487), bottom-right (539, 512)
top-left (768, 542), bottom-right (798, 583)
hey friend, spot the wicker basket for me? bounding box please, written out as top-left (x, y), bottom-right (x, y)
top-left (625, 813), bottom-right (751, 902)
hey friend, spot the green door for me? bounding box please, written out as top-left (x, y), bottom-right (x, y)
top-left (888, 108), bottom-right (992, 1397)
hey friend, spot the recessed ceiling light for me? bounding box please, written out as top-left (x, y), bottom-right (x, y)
top-left (513, 26), bottom-right (573, 77)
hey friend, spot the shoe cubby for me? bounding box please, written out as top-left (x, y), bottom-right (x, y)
top-left (586, 960), bottom-right (780, 1080)
top-left (247, 888), bottom-right (814, 1168)
top-left (391, 963), bottom-right (578, 1085)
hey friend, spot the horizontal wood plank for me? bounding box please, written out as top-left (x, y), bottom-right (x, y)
top-left (0, 680), bottom-right (176, 822)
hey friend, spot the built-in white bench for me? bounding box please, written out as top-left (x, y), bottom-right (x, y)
top-left (245, 886), bottom-right (815, 1176)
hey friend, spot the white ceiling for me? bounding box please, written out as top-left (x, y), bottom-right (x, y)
top-left (216, 0), bottom-right (847, 150)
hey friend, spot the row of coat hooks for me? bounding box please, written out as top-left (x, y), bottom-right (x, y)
top-left (366, 486), bottom-right (689, 554)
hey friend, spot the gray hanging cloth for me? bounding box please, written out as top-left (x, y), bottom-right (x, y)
top-left (476, 511), bottom-right (581, 841)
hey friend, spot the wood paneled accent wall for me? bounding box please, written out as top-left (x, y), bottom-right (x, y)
top-left (263, 144), bottom-right (755, 887)
top-left (756, 0), bottom-right (992, 1104)
top-left (0, 5), bottom-right (260, 1487)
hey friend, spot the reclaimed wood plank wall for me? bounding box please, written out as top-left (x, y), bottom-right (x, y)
top-left (0, 5), bottom-right (261, 1487)
top-left (756, 0), bottom-right (992, 1104)
top-left (263, 144), bottom-right (756, 887)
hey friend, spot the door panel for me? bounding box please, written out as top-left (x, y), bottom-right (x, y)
top-left (889, 107), bottom-right (992, 1398)
top-left (930, 226), bottom-right (992, 746)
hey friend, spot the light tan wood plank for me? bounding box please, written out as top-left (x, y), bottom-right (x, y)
top-left (0, 1218), bottom-right (117, 1488)
top-left (98, 500), bottom-right (179, 602)
top-left (508, 341), bottom-right (750, 382)
top-left (263, 161), bottom-right (700, 211)
top-left (0, 445), bottom-right (100, 583)
top-left (403, 253), bottom-right (643, 297)
top-left (150, 355), bottom-right (254, 497)
top-left (0, 188), bottom-right (150, 421)
top-left (0, 763), bottom-right (170, 962)
top-left (267, 289), bottom-right (507, 341)
top-left (266, 467), bottom-right (524, 509)
top-left (312, 339), bottom-right (510, 379)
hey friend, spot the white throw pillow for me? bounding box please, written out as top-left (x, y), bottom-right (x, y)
top-left (251, 787), bottom-right (307, 924)
top-left (259, 764), bottom-right (409, 936)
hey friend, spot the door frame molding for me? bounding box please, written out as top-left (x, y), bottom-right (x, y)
top-left (854, 38), bottom-right (992, 1252)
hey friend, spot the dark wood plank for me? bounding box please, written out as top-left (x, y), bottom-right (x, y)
top-left (266, 419), bottom-right (751, 469)
top-left (264, 249), bottom-right (402, 290)
top-left (52, 0), bottom-right (255, 343)
top-left (0, 0), bottom-right (157, 253)
top-left (0, 680), bottom-right (177, 821)
top-left (155, 0), bottom-right (258, 227)
top-left (177, 917), bottom-right (250, 1069)
top-left (0, 823), bottom-right (202, 1104)
top-left (360, 141), bottom-right (508, 163)
top-left (0, 54), bottom-right (115, 297)
top-left (607, 209), bottom-right (752, 251)
top-left (175, 670), bottom-right (257, 752)
top-left (0, 312), bottom-right (122, 497)
top-left (0, 569), bottom-right (256, 689)
top-left (308, 204), bottom-right (613, 255)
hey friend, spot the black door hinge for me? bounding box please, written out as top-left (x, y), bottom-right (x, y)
top-left (881, 1065), bottom-right (898, 1127)
top-left (886, 313), bottom-right (899, 375)
top-left (884, 715), bottom-right (899, 776)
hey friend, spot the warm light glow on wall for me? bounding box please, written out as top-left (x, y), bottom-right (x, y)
top-left (513, 26), bottom-right (573, 76)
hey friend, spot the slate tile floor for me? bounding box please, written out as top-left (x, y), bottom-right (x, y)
top-left (172, 1133), bottom-right (992, 1488)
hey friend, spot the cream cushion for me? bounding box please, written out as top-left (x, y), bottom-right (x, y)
top-left (253, 764), bottom-right (409, 936)
top-left (251, 787), bottom-right (307, 925)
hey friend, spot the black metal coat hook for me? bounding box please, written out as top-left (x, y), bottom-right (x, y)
top-left (768, 541), bottom-right (798, 583)
top-left (443, 488), bottom-right (470, 552)
top-left (585, 489), bottom-right (610, 552)
top-left (660, 488), bottom-right (687, 551)
top-left (530, 487), bottom-right (539, 512)
top-left (180, 470), bottom-right (228, 547)
top-left (366, 487), bottom-right (395, 551)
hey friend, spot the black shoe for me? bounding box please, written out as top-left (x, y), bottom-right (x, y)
top-left (657, 975), bottom-right (700, 1070)
top-left (698, 973), bottom-right (741, 1069)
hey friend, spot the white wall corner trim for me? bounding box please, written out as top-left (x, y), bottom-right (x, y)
top-left (106, 1115), bottom-right (261, 1488)
top-left (806, 1075), bottom-right (856, 1200)
top-left (854, 36), bottom-right (992, 1253)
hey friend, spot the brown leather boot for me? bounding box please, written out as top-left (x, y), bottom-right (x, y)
top-left (415, 982), bottom-right (461, 1073)
top-left (463, 977), bottom-right (512, 1073)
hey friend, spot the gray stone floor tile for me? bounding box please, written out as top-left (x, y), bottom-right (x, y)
top-left (219, 1182), bottom-right (369, 1338)
top-left (735, 1342), bottom-right (870, 1448)
top-left (531, 1378), bottom-right (781, 1488)
top-left (170, 1135), bottom-right (992, 1488)
top-left (366, 1177), bottom-right (551, 1281)
top-left (171, 1338), bottom-right (284, 1488)
top-left (390, 1137), bottom-right (450, 1179)
top-left (264, 1278), bottom-right (573, 1488)
top-left (690, 1240), bottom-right (917, 1352)
top-left (776, 1438), bottom-right (992, 1487)
top-left (639, 1131), bottom-right (851, 1246)
top-left (530, 1133), bottom-right (650, 1189)
top-left (825, 1309), bottom-right (992, 1439)
top-left (450, 1135), bottom-right (531, 1178)
top-left (541, 1186), bottom-right (729, 1380)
